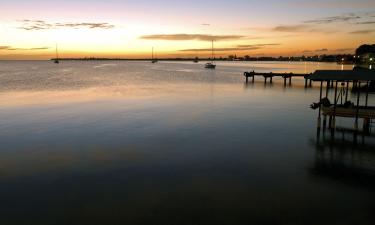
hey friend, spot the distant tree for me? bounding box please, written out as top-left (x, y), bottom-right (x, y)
top-left (244, 55), bottom-right (250, 60)
top-left (355, 44), bottom-right (375, 56)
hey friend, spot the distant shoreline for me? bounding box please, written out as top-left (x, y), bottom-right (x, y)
top-left (48, 57), bottom-right (354, 63)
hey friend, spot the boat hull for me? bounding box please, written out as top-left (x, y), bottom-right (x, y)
top-left (205, 63), bottom-right (216, 69)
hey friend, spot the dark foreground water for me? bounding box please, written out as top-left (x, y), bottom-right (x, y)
top-left (0, 61), bottom-right (374, 225)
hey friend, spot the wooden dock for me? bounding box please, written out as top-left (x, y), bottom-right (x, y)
top-left (309, 70), bottom-right (375, 134)
top-left (243, 71), bottom-right (313, 87)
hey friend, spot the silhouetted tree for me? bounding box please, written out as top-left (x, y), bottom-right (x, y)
top-left (355, 44), bottom-right (375, 56)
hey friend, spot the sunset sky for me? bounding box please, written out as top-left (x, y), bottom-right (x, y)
top-left (1, 0), bottom-right (375, 59)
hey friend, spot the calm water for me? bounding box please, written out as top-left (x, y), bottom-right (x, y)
top-left (0, 61), bottom-right (374, 225)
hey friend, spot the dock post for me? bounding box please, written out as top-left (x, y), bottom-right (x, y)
top-left (323, 115), bottom-right (327, 129)
top-left (332, 81), bottom-right (338, 130)
top-left (246, 75), bottom-right (248, 83)
top-left (355, 82), bottom-right (361, 131)
top-left (270, 76), bottom-right (273, 83)
top-left (305, 79), bottom-right (308, 88)
top-left (363, 118), bottom-right (370, 134)
top-left (345, 81), bottom-right (349, 102)
top-left (264, 77), bottom-right (267, 84)
top-left (328, 116), bottom-right (332, 129)
top-left (325, 81), bottom-right (330, 97)
top-left (252, 73), bottom-right (255, 83)
top-left (289, 77), bottom-right (292, 85)
top-left (365, 81), bottom-right (369, 107)
top-left (309, 79), bottom-right (312, 87)
top-left (285, 77), bottom-right (287, 86)
top-left (317, 81), bottom-right (323, 131)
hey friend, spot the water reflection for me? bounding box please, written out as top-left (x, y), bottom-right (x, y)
top-left (311, 128), bottom-right (375, 189)
top-left (0, 61), bottom-right (373, 225)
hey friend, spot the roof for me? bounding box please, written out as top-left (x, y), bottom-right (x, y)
top-left (309, 70), bottom-right (375, 81)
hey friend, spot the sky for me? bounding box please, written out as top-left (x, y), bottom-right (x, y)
top-left (0, 0), bottom-right (374, 59)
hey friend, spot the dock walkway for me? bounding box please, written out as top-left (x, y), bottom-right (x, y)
top-left (243, 71), bottom-right (312, 87)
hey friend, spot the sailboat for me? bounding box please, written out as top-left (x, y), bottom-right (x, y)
top-left (205, 40), bottom-right (216, 69)
top-left (193, 50), bottom-right (199, 63)
top-left (54, 44), bottom-right (59, 64)
top-left (151, 47), bottom-right (158, 63)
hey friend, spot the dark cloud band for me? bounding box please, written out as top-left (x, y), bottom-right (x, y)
top-left (0, 45), bottom-right (50, 51)
top-left (140, 34), bottom-right (245, 41)
top-left (19, 20), bottom-right (115, 30)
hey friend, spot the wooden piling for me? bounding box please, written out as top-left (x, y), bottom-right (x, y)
top-left (345, 81), bottom-right (349, 102)
top-left (332, 81), bottom-right (338, 130)
top-left (317, 81), bottom-right (323, 130)
top-left (355, 82), bottom-right (361, 131)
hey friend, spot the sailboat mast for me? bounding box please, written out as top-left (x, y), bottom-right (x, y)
top-left (55, 44), bottom-right (59, 60)
top-left (211, 40), bottom-right (214, 62)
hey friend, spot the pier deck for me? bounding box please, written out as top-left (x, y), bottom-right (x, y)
top-left (243, 71), bottom-right (312, 86)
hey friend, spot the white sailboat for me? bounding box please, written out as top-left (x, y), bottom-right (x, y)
top-left (205, 40), bottom-right (216, 69)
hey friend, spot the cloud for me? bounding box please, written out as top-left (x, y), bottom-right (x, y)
top-left (19, 20), bottom-right (115, 30)
top-left (315, 48), bottom-right (328, 52)
top-left (237, 43), bottom-right (280, 47)
top-left (29, 47), bottom-right (50, 50)
top-left (272, 24), bottom-right (312, 32)
top-left (179, 47), bottom-right (262, 52)
top-left (0, 46), bottom-right (12, 50)
top-left (302, 48), bottom-right (354, 54)
top-left (357, 21), bottom-right (375, 24)
top-left (0, 45), bottom-right (50, 51)
top-left (140, 34), bottom-right (245, 41)
top-left (179, 43), bottom-right (280, 52)
top-left (287, 1), bottom-right (375, 9)
top-left (349, 29), bottom-right (375, 34)
top-left (334, 48), bottom-right (354, 52)
top-left (272, 24), bottom-right (336, 34)
top-left (302, 48), bottom-right (328, 53)
top-left (303, 14), bottom-right (361, 24)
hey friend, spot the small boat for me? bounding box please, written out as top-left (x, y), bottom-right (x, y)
top-left (193, 57), bottom-right (199, 63)
top-left (54, 44), bottom-right (59, 64)
top-left (205, 62), bottom-right (216, 69)
top-left (205, 40), bottom-right (216, 69)
top-left (151, 47), bottom-right (158, 63)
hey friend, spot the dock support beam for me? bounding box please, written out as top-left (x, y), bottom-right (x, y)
top-left (355, 82), bottom-right (361, 131)
top-left (331, 81), bottom-right (338, 131)
top-left (345, 81), bottom-right (349, 102)
top-left (317, 81), bottom-right (323, 133)
top-left (325, 81), bottom-right (330, 97)
top-left (363, 118), bottom-right (370, 134)
top-left (365, 81), bottom-right (369, 107)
